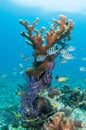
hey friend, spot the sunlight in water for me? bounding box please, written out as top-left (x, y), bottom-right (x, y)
top-left (10, 0), bottom-right (86, 13)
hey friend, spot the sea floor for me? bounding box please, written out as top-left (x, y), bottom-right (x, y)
top-left (0, 74), bottom-right (86, 130)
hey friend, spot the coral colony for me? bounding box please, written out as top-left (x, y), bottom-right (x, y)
top-left (19, 15), bottom-right (84, 129)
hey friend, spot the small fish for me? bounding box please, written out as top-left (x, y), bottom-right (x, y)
top-left (60, 49), bottom-right (67, 54)
top-left (13, 63), bottom-right (23, 73)
top-left (16, 91), bottom-right (23, 96)
top-left (47, 45), bottom-right (59, 55)
top-left (36, 55), bottom-right (45, 62)
top-left (17, 48), bottom-right (31, 61)
top-left (18, 51), bottom-right (30, 61)
top-left (19, 63), bottom-right (23, 68)
top-left (62, 52), bottom-right (74, 60)
top-left (60, 57), bottom-right (68, 63)
top-left (51, 103), bottom-right (57, 108)
top-left (47, 48), bottom-right (56, 55)
top-left (67, 46), bottom-right (75, 52)
top-left (22, 55), bottom-right (29, 61)
top-left (56, 76), bottom-right (69, 82)
top-left (19, 70), bottom-right (24, 74)
top-left (79, 66), bottom-right (86, 72)
top-left (55, 75), bottom-right (59, 79)
top-left (13, 112), bottom-right (21, 118)
top-left (0, 74), bottom-right (7, 79)
top-left (81, 57), bottom-right (86, 61)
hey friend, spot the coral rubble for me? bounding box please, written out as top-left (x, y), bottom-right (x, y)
top-left (19, 15), bottom-right (76, 129)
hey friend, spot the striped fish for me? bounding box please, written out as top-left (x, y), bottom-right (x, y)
top-left (47, 44), bottom-right (61, 55)
top-left (36, 55), bottom-right (46, 62)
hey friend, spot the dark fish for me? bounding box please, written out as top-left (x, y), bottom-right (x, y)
top-left (55, 75), bottom-right (59, 80)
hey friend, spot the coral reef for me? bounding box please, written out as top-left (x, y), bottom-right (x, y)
top-left (19, 15), bottom-right (75, 129)
top-left (60, 84), bottom-right (86, 110)
top-left (43, 84), bottom-right (86, 130)
top-left (43, 112), bottom-right (84, 130)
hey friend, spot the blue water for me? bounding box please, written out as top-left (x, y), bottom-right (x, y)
top-left (0, 0), bottom-right (86, 128)
top-left (0, 1), bottom-right (86, 78)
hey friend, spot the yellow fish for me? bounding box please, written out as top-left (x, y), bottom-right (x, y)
top-left (51, 103), bottom-right (57, 108)
top-left (57, 77), bottom-right (69, 82)
top-left (16, 91), bottom-right (23, 96)
top-left (13, 112), bottom-right (21, 118)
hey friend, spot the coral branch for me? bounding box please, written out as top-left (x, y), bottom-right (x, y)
top-left (19, 15), bottom-right (74, 57)
top-left (19, 18), bottom-right (44, 51)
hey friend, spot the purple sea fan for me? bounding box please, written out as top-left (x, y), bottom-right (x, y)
top-left (46, 61), bottom-right (55, 71)
top-left (20, 105), bottom-right (28, 116)
top-left (28, 79), bottom-right (42, 95)
top-left (30, 106), bottom-right (40, 116)
top-left (21, 91), bottom-right (31, 105)
top-left (20, 91), bottom-right (37, 116)
top-left (21, 86), bottom-right (40, 105)
top-left (47, 87), bottom-right (56, 94)
top-left (44, 71), bottom-right (52, 84)
top-left (29, 79), bottom-right (42, 89)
